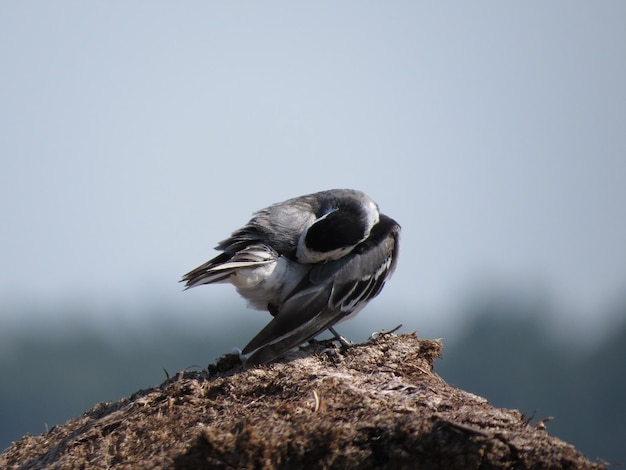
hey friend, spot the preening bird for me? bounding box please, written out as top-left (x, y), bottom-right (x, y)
top-left (181, 189), bottom-right (400, 366)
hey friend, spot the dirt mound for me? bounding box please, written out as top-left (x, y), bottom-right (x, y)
top-left (0, 332), bottom-right (602, 469)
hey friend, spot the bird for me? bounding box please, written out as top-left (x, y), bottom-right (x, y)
top-left (181, 188), bottom-right (400, 366)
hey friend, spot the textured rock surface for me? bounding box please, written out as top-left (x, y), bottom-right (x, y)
top-left (0, 332), bottom-right (602, 469)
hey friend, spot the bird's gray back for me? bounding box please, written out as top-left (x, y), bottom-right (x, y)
top-left (216, 189), bottom-right (375, 260)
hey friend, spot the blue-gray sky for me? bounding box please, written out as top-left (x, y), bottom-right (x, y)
top-left (1, 2), bottom-right (625, 337)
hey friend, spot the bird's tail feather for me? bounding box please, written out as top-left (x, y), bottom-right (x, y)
top-left (181, 244), bottom-right (279, 289)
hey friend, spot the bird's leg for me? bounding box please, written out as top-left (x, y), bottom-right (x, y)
top-left (328, 326), bottom-right (351, 348)
top-left (232, 347), bottom-right (247, 363)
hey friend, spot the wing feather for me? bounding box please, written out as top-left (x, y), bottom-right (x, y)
top-left (242, 280), bottom-right (335, 355)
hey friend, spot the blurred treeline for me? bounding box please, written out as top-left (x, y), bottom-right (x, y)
top-left (1, 295), bottom-right (624, 464)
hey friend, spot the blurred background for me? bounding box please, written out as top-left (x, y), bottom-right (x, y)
top-left (1, 1), bottom-right (624, 464)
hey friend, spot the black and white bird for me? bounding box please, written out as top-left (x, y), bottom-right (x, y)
top-left (181, 189), bottom-right (400, 366)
